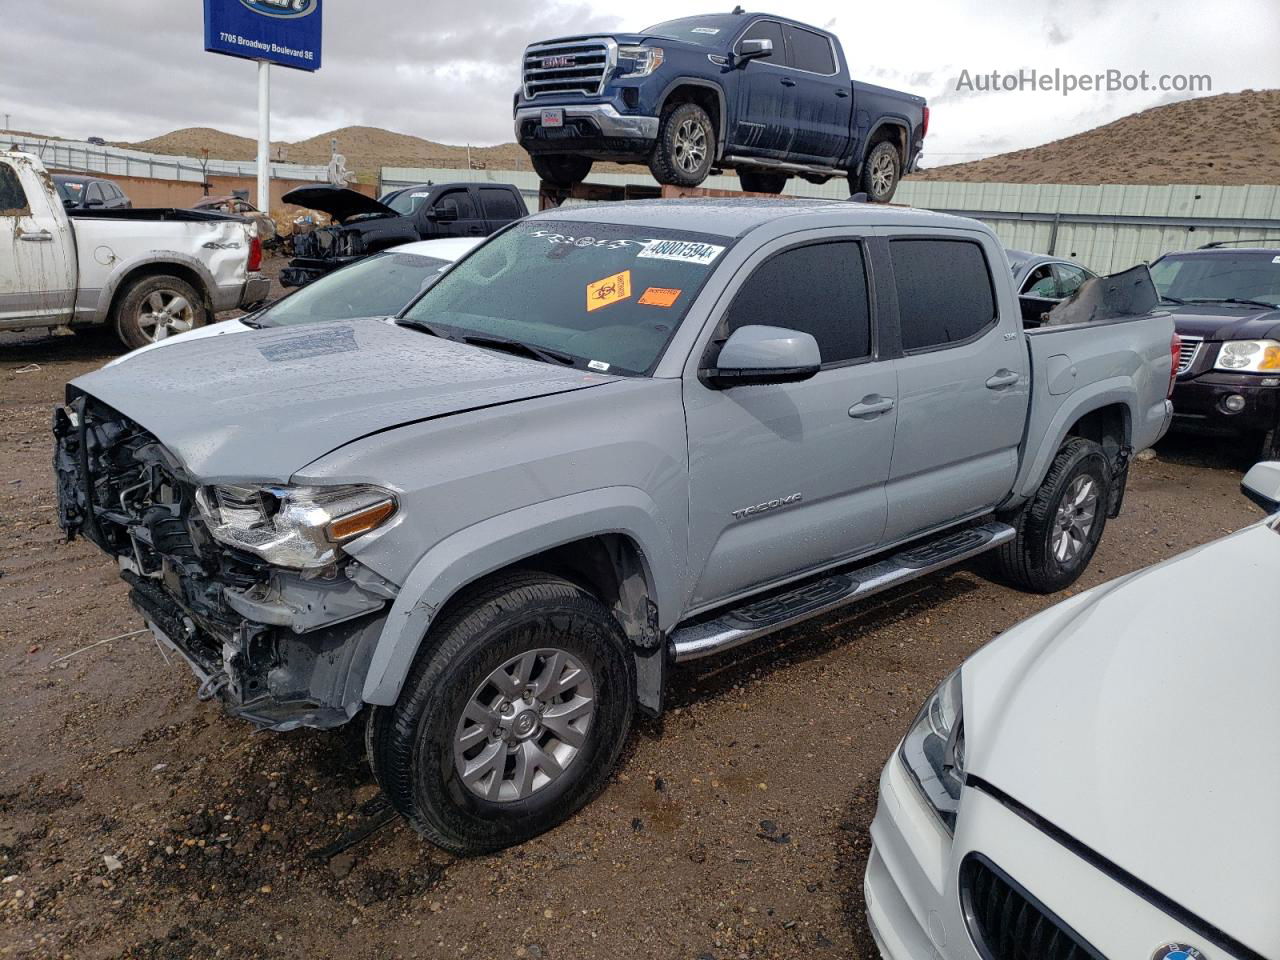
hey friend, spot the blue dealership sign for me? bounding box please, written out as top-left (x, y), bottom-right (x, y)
top-left (204, 0), bottom-right (323, 72)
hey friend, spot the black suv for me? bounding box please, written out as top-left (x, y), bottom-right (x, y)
top-left (1152, 244), bottom-right (1280, 457)
top-left (280, 182), bottom-right (527, 288)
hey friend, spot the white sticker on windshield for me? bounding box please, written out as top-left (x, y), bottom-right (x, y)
top-left (637, 239), bottom-right (725, 265)
top-left (691, 26), bottom-right (720, 34)
top-left (411, 191), bottom-right (430, 198)
top-left (588, 359), bottom-right (611, 372)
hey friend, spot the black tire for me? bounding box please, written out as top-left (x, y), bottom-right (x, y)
top-left (993, 438), bottom-right (1112, 594)
top-left (737, 170), bottom-right (789, 194)
top-left (369, 571), bottom-right (634, 855)
top-left (111, 274), bottom-right (208, 350)
top-left (530, 154), bottom-right (593, 189)
top-left (1257, 424), bottom-right (1280, 461)
top-left (856, 141), bottom-right (902, 203)
top-left (649, 102), bottom-right (715, 187)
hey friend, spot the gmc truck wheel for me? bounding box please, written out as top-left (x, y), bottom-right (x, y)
top-left (737, 170), bottom-right (789, 194)
top-left (856, 141), bottom-right (902, 203)
top-left (649, 102), bottom-right (715, 188)
top-left (112, 274), bottom-right (208, 350)
top-left (993, 438), bottom-right (1112, 594)
top-left (530, 154), bottom-right (593, 189)
top-left (368, 572), bottom-right (634, 855)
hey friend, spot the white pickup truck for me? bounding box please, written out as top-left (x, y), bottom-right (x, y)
top-left (0, 152), bottom-right (270, 348)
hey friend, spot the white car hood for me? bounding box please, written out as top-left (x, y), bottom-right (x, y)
top-left (106, 318), bottom-right (252, 366)
top-left (965, 519), bottom-right (1280, 957)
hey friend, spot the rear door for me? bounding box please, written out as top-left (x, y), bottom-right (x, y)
top-left (683, 233), bottom-right (896, 610)
top-left (881, 233), bottom-right (1029, 542)
top-left (780, 23), bottom-right (852, 163)
top-left (0, 157), bottom-right (75, 327)
top-left (729, 18), bottom-right (797, 157)
top-left (476, 186), bottom-right (524, 233)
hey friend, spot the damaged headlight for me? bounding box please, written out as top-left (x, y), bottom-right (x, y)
top-left (899, 669), bottom-right (966, 832)
top-left (195, 483), bottom-right (397, 570)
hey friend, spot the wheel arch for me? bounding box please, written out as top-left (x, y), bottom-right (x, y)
top-left (361, 488), bottom-right (680, 709)
top-left (857, 118), bottom-right (910, 176)
top-left (101, 254), bottom-right (217, 325)
top-left (657, 78), bottom-right (728, 159)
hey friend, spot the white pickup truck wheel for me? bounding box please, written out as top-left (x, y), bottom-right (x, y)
top-left (994, 437), bottom-right (1112, 594)
top-left (367, 571), bottom-right (634, 855)
top-left (113, 274), bottom-right (208, 350)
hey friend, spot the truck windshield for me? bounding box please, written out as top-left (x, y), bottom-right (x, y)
top-left (1151, 252), bottom-right (1280, 308)
top-left (399, 220), bottom-right (732, 375)
top-left (643, 17), bottom-right (737, 47)
top-left (256, 252), bottom-right (451, 327)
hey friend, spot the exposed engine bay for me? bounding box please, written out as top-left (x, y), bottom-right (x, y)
top-left (52, 392), bottom-right (398, 731)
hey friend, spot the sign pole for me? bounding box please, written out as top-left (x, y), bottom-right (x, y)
top-left (257, 60), bottom-right (270, 212)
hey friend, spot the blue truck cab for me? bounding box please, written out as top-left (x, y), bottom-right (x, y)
top-left (514, 9), bottom-right (928, 201)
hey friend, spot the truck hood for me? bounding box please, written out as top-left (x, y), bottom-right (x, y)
top-left (281, 185), bottom-right (399, 223)
top-left (70, 318), bottom-right (613, 482)
top-left (965, 519), bottom-right (1280, 956)
top-left (1166, 302), bottom-right (1280, 340)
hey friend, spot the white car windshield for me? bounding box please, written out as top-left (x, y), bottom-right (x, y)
top-left (258, 252), bottom-right (451, 327)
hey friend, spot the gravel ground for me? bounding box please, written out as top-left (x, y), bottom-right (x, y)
top-left (0, 292), bottom-right (1266, 960)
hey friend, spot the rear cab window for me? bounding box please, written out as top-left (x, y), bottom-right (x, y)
top-left (401, 220), bottom-right (735, 375)
top-left (890, 239), bottom-right (998, 351)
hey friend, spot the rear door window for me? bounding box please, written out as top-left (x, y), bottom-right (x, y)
top-left (784, 25), bottom-right (836, 75)
top-left (891, 239), bottom-right (997, 351)
top-left (0, 162), bottom-right (30, 213)
top-left (724, 241), bottom-right (871, 364)
top-left (479, 188), bottom-right (522, 221)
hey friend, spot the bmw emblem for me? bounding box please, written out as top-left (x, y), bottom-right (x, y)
top-left (1152, 945), bottom-right (1205, 960)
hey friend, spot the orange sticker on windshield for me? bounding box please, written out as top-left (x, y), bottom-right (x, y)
top-left (586, 270), bottom-right (632, 312)
top-left (638, 287), bottom-right (682, 308)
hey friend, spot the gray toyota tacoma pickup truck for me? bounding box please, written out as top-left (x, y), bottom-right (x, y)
top-left (53, 199), bottom-right (1176, 854)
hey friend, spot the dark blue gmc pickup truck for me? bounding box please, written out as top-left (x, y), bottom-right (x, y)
top-left (514, 9), bottom-right (928, 201)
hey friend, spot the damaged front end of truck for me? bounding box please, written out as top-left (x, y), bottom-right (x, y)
top-left (52, 391), bottom-right (399, 731)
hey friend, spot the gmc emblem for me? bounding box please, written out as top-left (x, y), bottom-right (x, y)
top-left (542, 55), bottom-right (576, 68)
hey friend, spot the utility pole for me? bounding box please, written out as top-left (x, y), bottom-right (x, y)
top-left (256, 61), bottom-right (270, 213)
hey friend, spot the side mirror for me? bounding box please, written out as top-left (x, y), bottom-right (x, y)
top-left (85, 198), bottom-right (104, 208)
top-left (736, 38), bottom-right (773, 64)
top-left (1242, 461), bottom-right (1280, 513)
top-left (427, 206), bottom-right (458, 223)
top-left (700, 325), bottom-right (821, 389)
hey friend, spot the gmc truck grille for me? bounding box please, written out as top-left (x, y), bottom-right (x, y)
top-left (1176, 335), bottom-right (1202, 375)
top-left (960, 855), bottom-right (1103, 960)
top-left (522, 39), bottom-right (613, 99)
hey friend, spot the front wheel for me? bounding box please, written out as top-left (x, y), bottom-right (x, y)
top-left (530, 154), bottom-right (593, 189)
top-left (993, 438), bottom-right (1112, 594)
top-left (368, 572), bottom-right (634, 855)
top-left (649, 102), bottom-right (715, 187)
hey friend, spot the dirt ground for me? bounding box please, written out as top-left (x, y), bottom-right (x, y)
top-left (0, 303), bottom-right (1266, 960)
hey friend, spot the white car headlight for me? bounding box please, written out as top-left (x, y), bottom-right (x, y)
top-left (1214, 339), bottom-right (1280, 372)
top-left (617, 45), bottom-right (664, 78)
top-left (899, 669), bottom-right (966, 831)
top-left (196, 483), bottom-right (397, 570)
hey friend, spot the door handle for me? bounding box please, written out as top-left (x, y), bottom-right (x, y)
top-left (849, 395), bottom-right (895, 419)
top-left (19, 230), bottom-right (53, 242)
top-left (780, 77), bottom-right (796, 87)
top-left (985, 370), bottom-right (1021, 389)
top-left (835, 89), bottom-right (850, 98)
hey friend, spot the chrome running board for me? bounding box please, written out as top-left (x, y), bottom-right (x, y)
top-left (670, 521), bottom-right (1016, 664)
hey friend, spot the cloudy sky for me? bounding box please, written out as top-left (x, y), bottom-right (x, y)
top-left (2, 0), bottom-right (1277, 166)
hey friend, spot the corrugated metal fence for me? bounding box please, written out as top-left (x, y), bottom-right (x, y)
top-left (381, 165), bottom-right (1280, 274)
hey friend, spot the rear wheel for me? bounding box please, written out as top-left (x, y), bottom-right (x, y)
top-left (737, 170), bottom-right (789, 194)
top-left (530, 154), bottom-right (593, 189)
top-left (112, 274), bottom-right (207, 350)
top-left (649, 102), bottom-right (715, 187)
top-left (993, 438), bottom-right (1112, 593)
top-left (368, 572), bottom-right (633, 855)
top-left (856, 141), bottom-right (902, 203)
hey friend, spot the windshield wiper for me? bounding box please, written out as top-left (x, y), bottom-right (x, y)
top-left (458, 334), bottom-right (577, 367)
top-left (1186, 297), bottom-right (1279, 310)
top-left (1158, 294), bottom-right (1186, 305)
top-left (395, 317), bottom-right (449, 338)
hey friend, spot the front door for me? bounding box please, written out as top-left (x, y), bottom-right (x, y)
top-left (730, 19), bottom-right (796, 158)
top-left (684, 235), bottom-right (896, 611)
top-left (0, 157), bottom-right (75, 327)
top-left (431, 188), bottom-right (485, 239)
top-left (881, 234), bottom-right (1030, 542)
top-left (780, 23), bottom-right (852, 163)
